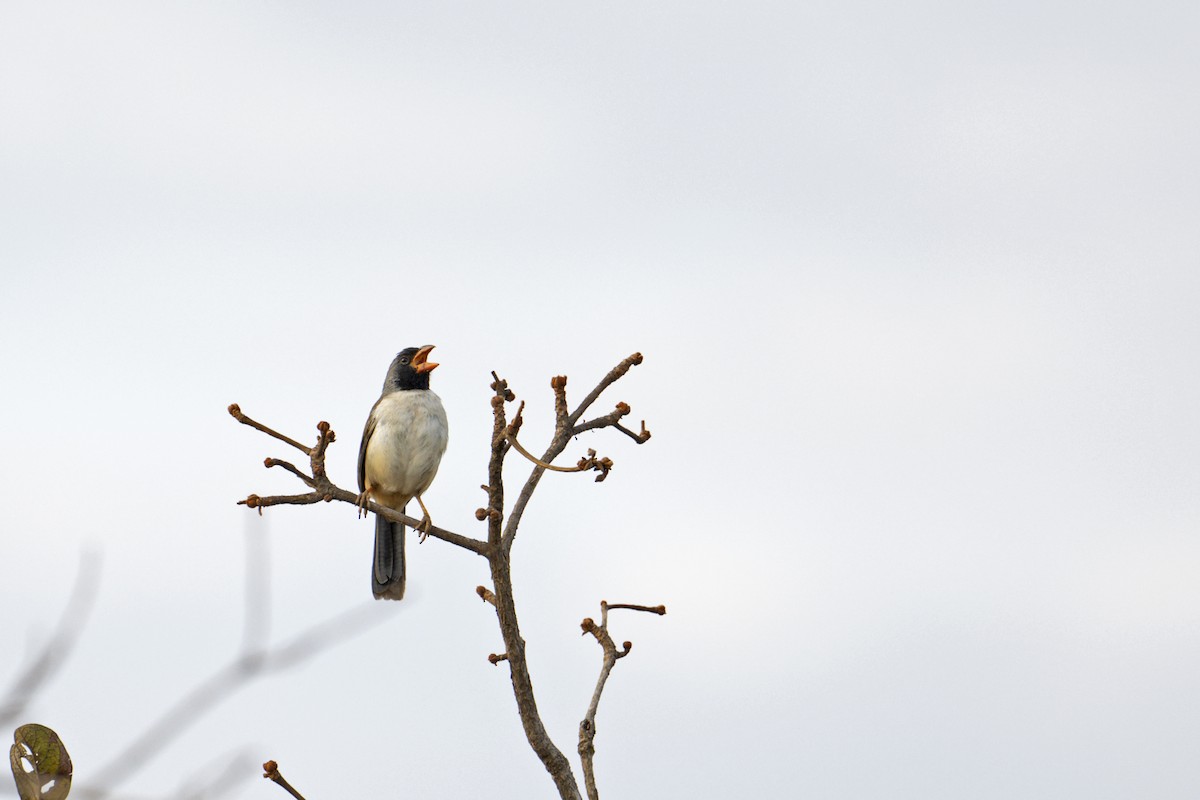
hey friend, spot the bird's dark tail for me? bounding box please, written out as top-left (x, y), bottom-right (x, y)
top-left (372, 513), bottom-right (406, 600)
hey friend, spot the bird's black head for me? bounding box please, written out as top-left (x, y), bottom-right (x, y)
top-left (382, 345), bottom-right (439, 392)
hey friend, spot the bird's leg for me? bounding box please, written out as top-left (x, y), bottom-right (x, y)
top-left (415, 495), bottom-right (434, 543)
top-left (356, 489), bottom-right (372, 519)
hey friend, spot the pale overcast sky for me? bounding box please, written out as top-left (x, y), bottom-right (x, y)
top-left (1, 2), bottom-right (1198, 798)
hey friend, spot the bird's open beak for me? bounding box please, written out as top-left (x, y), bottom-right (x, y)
top-left (412, 345), bottom-right (439, 374)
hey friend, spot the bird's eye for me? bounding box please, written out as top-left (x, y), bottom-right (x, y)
top-left (400, 357), bottom-right (409, 365)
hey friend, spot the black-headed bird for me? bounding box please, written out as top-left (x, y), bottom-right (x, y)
top-left (357, 345), bottom-right (449, 600)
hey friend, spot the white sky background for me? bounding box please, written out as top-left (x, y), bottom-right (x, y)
top-left (1, 1), bottom-right (1198, 798)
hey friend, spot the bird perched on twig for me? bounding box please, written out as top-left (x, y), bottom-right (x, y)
top-left (357, 345), bottom-right (449, 600)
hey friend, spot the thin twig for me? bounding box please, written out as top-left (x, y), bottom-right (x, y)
top-left (504, 433), bottom-right (588, 472)
top-left (263, 458), bottom-right (315, 485)
top-left (228, 404), bottom-right (312, 455)
top-left (502, 354), bottom-right (643, 551)
top-left (571, 402), bottom-right (651, 445)
top-left (230, 410), bottom-right (490, 557)
top-left (504, 433), bottom-right (613, 481)
top-left (605, 603), bottom-right (666, 615)
top-left (262, 761), bottom-right (307, 800)
top-left (578, 600), bottom-right (666, 800)
top-left (566, 353), bottom-right (643, 428)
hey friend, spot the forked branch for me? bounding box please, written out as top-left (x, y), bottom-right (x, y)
top-left (229, 405), bottom-right (489, 557)
top-left (231, 352), bottom-right (658, 800)
top-left (578, 600), bottom-right (667, 800)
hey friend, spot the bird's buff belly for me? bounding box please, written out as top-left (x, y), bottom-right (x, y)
top-left (365, 422), bottom-right (447, 504)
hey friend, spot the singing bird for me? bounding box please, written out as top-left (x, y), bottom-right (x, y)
top-left (357, 345), bottom-right (449, 600)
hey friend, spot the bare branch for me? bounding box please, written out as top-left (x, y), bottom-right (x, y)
top-left (605, 603), bottom-right (666, 615)
top-left (239, 493), bottom-right (325, 510)
top-left (263, 458), bottom-right (314, 485)
top-left (578, 600), bottom-right (666, 800)
top-left (503, 353), bottom-right (645, 551)
top-left (566, 353), bottom-right (643, 428)
top-left (262, 761), bottom-right (307, 800)
top-left (226, 353), bottom-right (654, 800)
top-left (228, 404), bottom-right (312, 455)
top-left (504, 434), bottom-right (614, 481)
top-left (230, 409), bottom-right (490, 557)
top-left (551, 375), bottom-right (569, 431)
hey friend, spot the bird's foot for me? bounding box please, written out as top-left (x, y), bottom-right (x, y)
top-left (417, 514), bottom-right (433, 543)
top-left (356, 492), bottom-right (370, 519)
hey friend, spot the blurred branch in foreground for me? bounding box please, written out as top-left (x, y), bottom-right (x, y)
top-left (0, 550), bottom-right (101, 730)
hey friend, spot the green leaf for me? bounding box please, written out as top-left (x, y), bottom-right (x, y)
top-left (10, 725), bottom-right (72, 800)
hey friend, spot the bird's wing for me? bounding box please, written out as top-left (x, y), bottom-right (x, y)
top-left (358, 398), bottom-right (382, 493)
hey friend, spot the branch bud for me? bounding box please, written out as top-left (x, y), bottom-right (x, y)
top-left (475, 508), bottom-right (489, 521)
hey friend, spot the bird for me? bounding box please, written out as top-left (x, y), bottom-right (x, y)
top-left (357, 345), bottom-right (449, 600)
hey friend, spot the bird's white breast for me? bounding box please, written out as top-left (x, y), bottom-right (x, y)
top-left (364, 390), bottom-right (449, 504)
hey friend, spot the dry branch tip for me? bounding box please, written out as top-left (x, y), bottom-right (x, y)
top-left (262, 759), bottom-right (307, 800)
top-left (476, 585), bottom-right (497, 607)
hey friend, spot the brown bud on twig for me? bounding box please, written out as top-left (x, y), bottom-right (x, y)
top-left (580, 617), bottom-right (597, 635)
top-left (488, 653), bottom-right (509, 665)
top-left (616, 401), bottom-right (630, 415)
top-left (475, 507), bottom-right (489, 520)
top-left (262, 759), bottom-right (307, 799)
top-left (476, 585), bottom-right (497, 606)
top-left (551, 375), bottom-right (567, 390)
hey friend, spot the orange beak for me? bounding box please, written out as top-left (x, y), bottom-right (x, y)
top-left (412, 344), bottom-right (439, 374)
